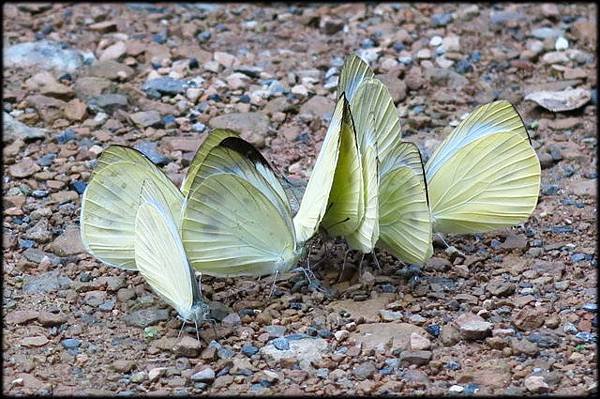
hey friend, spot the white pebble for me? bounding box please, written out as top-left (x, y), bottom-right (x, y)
top-left (555, 36), bottom-right (569, 51)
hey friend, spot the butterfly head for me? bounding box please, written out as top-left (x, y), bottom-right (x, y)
top-left (185, 301), bottom-right (211, 325)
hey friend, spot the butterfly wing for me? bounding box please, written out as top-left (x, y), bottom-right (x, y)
top-left (293, 96), bottom-right (347, 244)
top-left (135, 195), bottom-right (197, 320)
top-left (182, 173), bottom-right (298, 277)
top-left (320, 100), bottom-right (365, 237)
top-left (378, 142), bottom-right (433, 264)
top-left (351, 77), bottom-right (402, 170)
top-left (338, 54), bottom-right (375, 102)
top-left (180, 128), bottom-right (239, 196)
top-left (80, 146), bottom-right (183, 269)
top-left (425, 100), bottom-right (531, 180)
top-left (427, 132), bottom-right (541, 234)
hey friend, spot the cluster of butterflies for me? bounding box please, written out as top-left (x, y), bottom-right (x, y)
top-left (80, 54), bottom-right (541, 329)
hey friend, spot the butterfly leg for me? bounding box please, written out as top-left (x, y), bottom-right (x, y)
top-left (358, 253), bottom-right (365, 276)
top-left (268, 270), bottom-right (279, 298)
top-left (437, 233), bottom-right (450, 249)
top-left (194, 320), bottom-right (200, 342)
top-left (372, 251), bottom-right (382, 272)
top-left (177, 319), bottom-right (187, 339)
top-left (337, 248), bottom-right (352, 283)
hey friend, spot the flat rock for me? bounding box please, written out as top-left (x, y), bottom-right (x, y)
top-left (88, 94), bottom-right (128, 114)
top-left (376, 74), bottom-right (407, 103)
top-left (24, 219), bottom-right (52, 242)
top-left (9, 158), bottom-right (41, 178)
top-left (64, 99), bottom-right (88, 121)
top-left (350, 322), bottom-right (428, 353)
top-left (209, 112), bottom-right (270, 148)
top-left (512, 306), bottom-right (547, 331)
top-left (5, 310), bottom-right (40, 325)
top-left (23, 270), bottom-right (71, 294)
top-left (259, 337), bottom-right (328, 370)
top-left (37, 311), bottom-right (67, 327)
top-left (88, 60), bottom-right (134, 81)
top-left (400, 350), bottom-right (432, 366)
top-left (124, 308), bottom-right (170, 328)
top-left (525, 375), bottom-right (550, 393)
top-left (525, 88), bottom-right (591, 112)
top-left (46, 225), bottom-right (86, 256)
top-left (27, 95), bottom-right (66, 123)
top-left (3, 113), bottom-right (47, 143)
top-left (173, 336), bottom-right (202, 357)
top-left (130, 111), bottom-right (161, 128)
top-left (74, 77), bottom-right (113, 99)
top-left (328, 294), bottom-right (394, 323)
top-left (99, 41), bottom-right (127, 62)
top-left (21, 336), bottom-right (49, 347)
top-left (4, 40), bottom-right (86, 72)
top-left (454, 313), bottom-right (492, 340)
top-left (299, 96), bottom-right (335, 119)
top-left (142, 77), bottom-right (188, 96)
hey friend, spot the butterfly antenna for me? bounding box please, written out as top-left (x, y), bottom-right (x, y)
top-left (211, 319), bottom-right (218, 338)
top-left (177, 319), bottom-right (187, 339)
top-left (437, 233), bottom-right (450, 249)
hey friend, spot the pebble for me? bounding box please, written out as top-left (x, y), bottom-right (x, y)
top-left (191, 368), bottom-right (215, 383)
top-left (4, 40), bottom-right (86, 73)
top-left (352, 362), bottom-right (377, 380)
top-left (62, 338), bottom-right (81, 349)
top-left (400, 350), bottom-right (432, 366)
top-left (555, 37), bottom-right (569, 51)
top-left (242, 343), bottom-right (259, 357)
top-left (143, 77), bottom-right (187, 96)
top-left (409, 333), bottom-right (432, 350)
top-left (524, 375), bottom-right (550, 393)
top-left (123, 308), bottom-right (170, 328)
top-left (272, 337), bottom-right (290, 350)
top-left (133, 142), bottom-right (170, 165)
top-left (455, 313), bottom-right (492, 340)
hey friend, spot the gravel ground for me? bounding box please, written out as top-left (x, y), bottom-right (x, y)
top-left (2, 3), bottom-right (597, 395)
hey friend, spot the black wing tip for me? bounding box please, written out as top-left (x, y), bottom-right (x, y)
top-left (399, 141), bottom-right (431, 208)
top-left (507, 102), bottom-right (533, 146)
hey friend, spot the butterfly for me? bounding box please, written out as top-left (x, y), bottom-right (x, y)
top-left (424, 100), bottom-right (541, 236)
top-left (135, 179), bottom-right (210, 334)
top-left (321, 54), bottom-right (433, 264)
top-left (180, 96), bottom-right (352, 277)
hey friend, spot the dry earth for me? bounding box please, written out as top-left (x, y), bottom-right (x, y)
top-left (2, 2), bottom-right (597, 396)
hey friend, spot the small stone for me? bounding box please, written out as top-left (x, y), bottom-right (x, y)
top-left (409, 333), bottom-right (431, 350)
top-left (242, 343), bottom-right (259, 357)
top-left (64, 99), bottom-right (88, 121)
top-left (441, 324), bottom-right (461, 346)
top-left (130, 371), bottom-right (146, 383)
top-left (37, 311), bottom-right (67, 326)
top-left (143, 77), bottom-right (187, 96)
top-left (510, 338), bottom-right (539, 356)
top-left (272, 337), bottom-right (290, 350)
top-left (209, 112), bottom-right (269, 148)
top-left (173, 336), bottom-right (202, 357)
top-left (47, 226), bottom-right (85, 256)
top-left (353, 362), bottom-right (377, 380)
top-left (191, 367), bottom-right (215, 383)
top-left (61, 338), bottom-right (81, 349)
top-left (24, 219), bottom-right (52, 242)
top-left (3, 113), bottom-right (47, 143)
top-left (400, 350), bottom-right (432, 366)
top-left (214, 51), bottom-right (237, 68)
top-left (9, 158), bottom-right (41, 178)
top-left (512, 307), bottom-right (546, 331)
top-left (112, 360), bottom-right (135, 373)
top-left (21, 336), bottom-right (49, 347)
top-left (130, 111), bottom-right (162, 128)
top-left (525, 376), bottom-right (550, 393)
top-left (555, 37), bottom-right (569, 51)
top-left (100, 41), bottom-right (127, 61)
top-left (148, 367), bottom-right (167, 382)
top-left (124, 308), bottom-right (170, 328)
top-left (455, 313), bottom-right (492, 340)
top-left (88, 60), bottom-right (134, 81)
top-left (486, 278), bottom-right (516, 297)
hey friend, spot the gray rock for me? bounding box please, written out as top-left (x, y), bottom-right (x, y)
top-left (454, 313), bottom-right (492, 340)
top-left (24, 219), bottom-right (52, 243)
top-left (46, 226), bottom-right (86, 256)
top-left (88, 60), bottom-right (134, 81)
top-left (3, 113), bottom-right (47, 143)
top-left (124, 308), bottom-right (170, 328)
top-left (531, 27), bottom-right (563, 40)
top-left (133, 141), bottom-right (170, 165)
top-left (299, 95), bottom-right (335, 119)
top-left (486, 278), bottom-right (516, 297)
top-left (143, 77), bottom-right (188, 96)
top-left (88, 94), bottom-right (128, 113)
top-left (209, 112), bottom-right (270, 148)
top-left (173, 336), bottom-right (202, 357)
top-left (260, 337), bottom-right (328, 370)
top-left (191, 368), bottom-right (215, 382)
top-left (23, 270), bottom-right (72, 294)
top-left (264, 325), bottom-right (286, 338)
top-left (4, 40), bottom-right (86, 73)
top-left (400, 350), bottom-right (433, 366)
top-left (22, 248), bottom-right (60, 265)
top-left (130, 111), bottom-right (162, 128)
top-left (352, 361), bottom-right (377, 380)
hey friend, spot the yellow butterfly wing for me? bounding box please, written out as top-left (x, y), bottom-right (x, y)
top-left (135, 182), bottom-right (205, 321)
top-left (427, 132), bottom-right (541, 234)
top-left (320, 100), bottom-right (364, 237)
top-left (293, 96), bottom-right (346, 244)
top-left (338, 53), bottom-right (374, 102)
top-left (80, 146), bottom-right (183, 270)
top-left (345, 114), bottom-right (379, 253)
top-left (182, 173), bottom-right (299, 277)
top-left (425, 100), bottom-right (530, 180)
top-left (350, 78), bottom-right (402, 172)
top-left (378, 142), bottom-right (433, 264)
top-left (180, 128), bottom-right (239, 196)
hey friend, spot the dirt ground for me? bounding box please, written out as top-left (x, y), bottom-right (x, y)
top-left (2, 3), bottom-right (597, 395)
